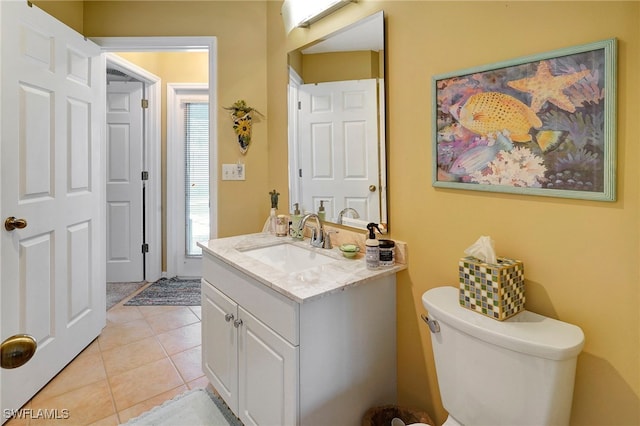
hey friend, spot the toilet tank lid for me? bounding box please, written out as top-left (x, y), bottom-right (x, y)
top-left (422, 286), bottom-right (585, 361)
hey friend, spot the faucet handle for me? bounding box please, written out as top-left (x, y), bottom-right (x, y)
top-left (322, 230), bottom-right (338, 249)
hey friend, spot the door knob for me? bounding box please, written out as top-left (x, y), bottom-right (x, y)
top-left (5, 216), bottom-right (27, 231)
top-left (1, 334), bottom-right (37, 369)
top-left (369, 185), bottom-right (377, 192)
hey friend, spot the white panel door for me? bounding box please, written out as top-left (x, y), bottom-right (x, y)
top-left (0, 0), bottom-right (105, 416)
top-left (106, 82), bottom-right (144, 282)
top-left (298, 79), bottom-right (379, 222)
top-left (238, 307), bottom-right (298, 426)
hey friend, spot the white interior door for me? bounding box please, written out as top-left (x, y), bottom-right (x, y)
top-left (106, 81), bottom-right (144, 282)
top-left (0, 0), bottom-right (105, 416)
top-left (298, 79), bottom-right (380, 222)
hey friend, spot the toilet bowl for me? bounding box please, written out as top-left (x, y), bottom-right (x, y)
top-left (422, 286), bottom-right (584, 426)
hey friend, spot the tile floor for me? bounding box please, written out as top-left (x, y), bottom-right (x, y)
top-left (6, 294), bottom-right (207, 426)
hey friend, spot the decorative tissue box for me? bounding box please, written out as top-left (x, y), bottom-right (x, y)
top-left (458, 256), bottom-right (525, 321)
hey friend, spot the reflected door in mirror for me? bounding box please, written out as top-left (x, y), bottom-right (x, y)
top-left (297, 79), bottom-right (381, 223)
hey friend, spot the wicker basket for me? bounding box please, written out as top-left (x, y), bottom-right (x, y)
top-left (361, 405), bottom-right (434, 426)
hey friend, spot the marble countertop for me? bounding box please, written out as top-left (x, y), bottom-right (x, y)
top-left (198, 233), bottom-right (406, 304)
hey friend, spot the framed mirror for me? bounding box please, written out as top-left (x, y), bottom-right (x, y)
top-left (287, 11), bottom-right (386, 230)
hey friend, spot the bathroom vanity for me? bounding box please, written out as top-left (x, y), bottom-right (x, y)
top-left (198, 233), bottom-right (405, 425)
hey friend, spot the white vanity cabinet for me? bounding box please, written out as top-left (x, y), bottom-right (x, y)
top-left (201, 237), bottom-right (399, 426)
top-left (202, 279), bottom-right (297, 426)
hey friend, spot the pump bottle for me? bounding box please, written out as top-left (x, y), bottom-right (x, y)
top-left (290, 203), bottom-right (303, 240)
top-left (365, 222), bottom-right (381, 270)
top-left (317, 200), bottom-right (326, 222)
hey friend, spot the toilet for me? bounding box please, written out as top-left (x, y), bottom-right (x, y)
top-left (422, 286), bottom-right (584, 426)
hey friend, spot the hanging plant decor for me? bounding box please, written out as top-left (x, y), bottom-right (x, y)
top-left (224, 100), bottom-right (264, 154)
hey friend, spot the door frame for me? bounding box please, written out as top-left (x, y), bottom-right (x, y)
top-left (105, 53), bottom-right (161, 282)
top-left (93, 37), bottom-right (219, 280)
top-left (166, 83), bottom-right (209, 278)
top-left (287, 67), bottom-right (303, 213)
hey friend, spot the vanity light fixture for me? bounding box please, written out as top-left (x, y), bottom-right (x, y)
top-left (281, 0), bottom-right (356, 34)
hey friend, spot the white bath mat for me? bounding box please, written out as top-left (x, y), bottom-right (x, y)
top-left (121, 388), bottom-right (241, 426)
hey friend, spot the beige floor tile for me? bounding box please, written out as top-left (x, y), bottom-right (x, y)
top-left (12, 295), bottom-right (205, 426)
top-left (156, 322), bottom-right (201, 355)
top-left (145, 307), bottom-right (200, 334)
top-left (87, 414), bottom-right (119, 426)
top-left (171, 345), bottom-right (203, 383)
top-left (189, 306), bottom-right (202, 319)
top-left (108, 358), bottom-right (184, 411)
top-left (106, 305), bottom-right (143, 324)
top-left (97, 318), bottom-right (154, 352)
top-left (187, 375), bottom-right (210, 390)
top-left (30, 379), bottom-right (115, 426)
top-left (101, 336), bottom-right (167, 377)
top-left (171, 346), bottom-right (204, 382)
top-left (115, 386), bottom-right (188, 424)
top-left (82, 339), bottom-right (101, 355)
top-left (135, 305), bottom-right (181, 318)
top-left (33, 350), bottom-right (107, 403)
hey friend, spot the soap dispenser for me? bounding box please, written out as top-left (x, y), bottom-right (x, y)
top-left (365, 222), bottom-right (381, 270)
top-left (290, 203), bottom-right (303, 240)
top-left (317, 200), bottom-right (326, 222)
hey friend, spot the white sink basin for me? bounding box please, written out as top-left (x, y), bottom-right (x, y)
top-left (241, 243), bottom-right (336, 273)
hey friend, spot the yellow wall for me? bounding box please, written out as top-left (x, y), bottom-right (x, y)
top-left (33, 0), bottom-right (83, 33)
top-left (268, 1), bottom-right (640, 425)
top-left (84, 1), bottom-right (271, 240)
top-left (301, 51), bottom-right (380, 83)
top-left (37, 1), bottom-right (639, 425)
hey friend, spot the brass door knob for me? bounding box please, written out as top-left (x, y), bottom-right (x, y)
top-left (5, 216), bottom-right (27, 231)
top-left (1, 334), bottom-right (37, 369)
top-left (369, 185), bottom-right (377, 192)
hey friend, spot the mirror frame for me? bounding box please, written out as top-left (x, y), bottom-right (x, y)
top-left (286, 10), bottom-right (387, 231)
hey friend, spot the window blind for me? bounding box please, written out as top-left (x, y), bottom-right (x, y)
top-left (184, 102), bottom-right (209, 257)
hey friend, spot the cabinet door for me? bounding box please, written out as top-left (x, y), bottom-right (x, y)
top-left (202, 280), bottom-right (239, 413)
top-left (238, 307), bottom-right (298, 426)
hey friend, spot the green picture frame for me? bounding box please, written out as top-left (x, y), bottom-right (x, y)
top-left (432, 38), bottom-right (616, 201)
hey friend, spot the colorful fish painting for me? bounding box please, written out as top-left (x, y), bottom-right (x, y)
top-left (453, 92), bottom-right (542, 142)
top-left (434, 40), bottom-right (612, 196)
top-left (449, 132), bottom-right (514, 176)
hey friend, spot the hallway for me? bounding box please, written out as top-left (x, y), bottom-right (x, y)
top-left (6, 300), bottom-right (205, 425)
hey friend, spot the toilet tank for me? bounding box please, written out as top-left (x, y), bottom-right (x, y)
top-left (422, 286), bottom-right (584, 426)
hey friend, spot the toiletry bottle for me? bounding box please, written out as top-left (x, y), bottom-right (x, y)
top-left (290, 203), bottom-right (303, 240)
top-left (276, 214), bottom-right (288, 236)
top-left (365, 222), bottom-right (381, 270)
top-left (317, 200), bottom-right (326, 222)
top-left (269, 207), bottom-right (277, 235)
top-left (379, 239), bottom-right (395, 267)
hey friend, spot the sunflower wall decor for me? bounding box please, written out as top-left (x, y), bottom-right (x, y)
top-left (224, 100), bottom-right (264, 154)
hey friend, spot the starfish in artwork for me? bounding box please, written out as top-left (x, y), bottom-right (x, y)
top-left (507, 60), bottom-right (591, 113)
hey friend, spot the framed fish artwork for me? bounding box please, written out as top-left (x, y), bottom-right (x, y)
top-left (432, 38), bottom-right (616, 201)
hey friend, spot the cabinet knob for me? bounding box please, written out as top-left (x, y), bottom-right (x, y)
top-left (225, 313), bottom-right (234, 322)
top-left (233, 319), bottom-right (243, 328)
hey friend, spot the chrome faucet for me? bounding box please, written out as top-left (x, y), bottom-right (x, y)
top-left (298, 213), bottom-right (332, 248)
top-left (338, 207), bottom-right (360, 225)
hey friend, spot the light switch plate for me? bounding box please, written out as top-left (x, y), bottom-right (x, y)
top-left (222, 163), bottom-right (245, 181)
